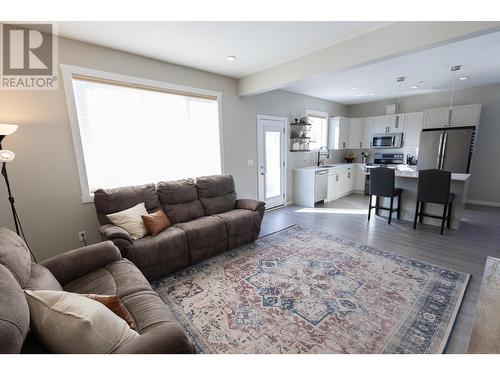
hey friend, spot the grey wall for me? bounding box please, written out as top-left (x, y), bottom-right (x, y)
top-left (0, 36), bottom-right (345, 260)
top-left (348, 83), bottom-right (500, 205)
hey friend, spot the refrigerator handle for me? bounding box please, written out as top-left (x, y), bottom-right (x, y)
top-left (436, 133), bottom-right (444, 169)
top-left (440, 133), bottom-right (448, 169)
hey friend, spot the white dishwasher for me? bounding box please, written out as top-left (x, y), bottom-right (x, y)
top-left (314, 169), bottom-right (329, 203)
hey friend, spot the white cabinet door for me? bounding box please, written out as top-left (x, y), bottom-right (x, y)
top-left (388, 114), bottom-right (405, 133)
top-left (403, 112), bottom-right (424, 147)
top-left (328, 117), bottom-right (350, 150)
top-left (373, 115), bottom-right (388, 134)
top-left (451, 104), bottom-right (481, 127)
top-left (354, 166), bottom-right (366, 191)
top-left (346, 169), bottom-right (354, 192)
top-left (423, 107), bottom-right (449, 129)
top-left (348, 118), bottom-right (363, 149)
top-left (361, 117), bottom-right (373, 148)
top-left (327, 173), bottom-right (339, 200)
top-left (339, 117), bottom-right (350, 149)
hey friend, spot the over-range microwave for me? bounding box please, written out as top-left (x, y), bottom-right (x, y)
top-left (372, 133), bottom-right (403, 149)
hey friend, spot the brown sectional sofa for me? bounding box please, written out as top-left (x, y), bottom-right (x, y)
top-left (0, 228), bottom-right (194, 354)
top-left (94, 175), bottom-right (265, 280)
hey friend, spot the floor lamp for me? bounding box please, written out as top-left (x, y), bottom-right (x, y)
top-left (0, 124), bottom-right (37, 262)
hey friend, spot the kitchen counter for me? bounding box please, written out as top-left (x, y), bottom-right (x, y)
top-left (294, 163), bottom-right (365, 172)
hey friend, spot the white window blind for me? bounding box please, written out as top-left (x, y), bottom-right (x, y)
top-left (307, 112), bottom-right (328, 150)
top-left (71, 76), bottom-right (222, 194)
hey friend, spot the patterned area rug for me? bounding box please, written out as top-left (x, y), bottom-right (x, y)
top-left (152, 225), bottom-right (469, 353)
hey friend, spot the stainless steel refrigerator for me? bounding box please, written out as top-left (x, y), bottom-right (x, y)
top-left (417, 127), bottom-right (475, 173)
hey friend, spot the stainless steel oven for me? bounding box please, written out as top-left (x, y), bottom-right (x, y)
top-left (372, 133), bottom-right (403, 149)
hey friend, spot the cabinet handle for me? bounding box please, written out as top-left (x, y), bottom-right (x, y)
top-left (343, 142), bottom-right (345, 148)
top-left (336, 175), bottom-right (339, 181)
top-left (348, 172), bottom-right (351, 178)
top-left (360, 142), bottom-right (362, 148)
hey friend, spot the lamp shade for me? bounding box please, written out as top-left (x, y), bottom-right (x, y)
top-left (0, 150), bottom-right (15, 162)
top-left (0, 124), bottom-right (18, 136)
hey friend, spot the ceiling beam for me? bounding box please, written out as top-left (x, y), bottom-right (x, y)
top-left (238, 21), bottom-right (500, 96)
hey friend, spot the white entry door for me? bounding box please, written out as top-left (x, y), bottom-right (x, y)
top-left (257, 115), bottom-right (287, 209)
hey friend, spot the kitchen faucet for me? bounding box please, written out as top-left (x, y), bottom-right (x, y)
top-left (317, 146), bottom-right (329, 166)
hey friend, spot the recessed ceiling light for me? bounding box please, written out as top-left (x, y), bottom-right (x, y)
top-left (354, 93), bottom-right (376, 97)
top-left (227, 55), bottom-right (237, 61)
top-left (459, 76), bottom-right (469, 81)
top-left (411, 86), bottom-right (418, 89)
top-left (351, 86), bottom-right (359, 90)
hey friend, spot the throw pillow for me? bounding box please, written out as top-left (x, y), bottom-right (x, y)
top-left (141, 209), bottom-right (171, 236)
top-left (82, 294), bottom-right (137, 331)
top-left (24, 290), bottom-right (139, 354)
top-left (106, 202), bottom-right (148, 240)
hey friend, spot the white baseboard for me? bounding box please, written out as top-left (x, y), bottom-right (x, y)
top-left (286, 200), bottom-right (294, 206)
top-left (466, 199), bottom-right (500, 207)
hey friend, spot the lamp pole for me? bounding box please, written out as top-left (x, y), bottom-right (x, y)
top-left (0, 143), bottom-right (20, 235)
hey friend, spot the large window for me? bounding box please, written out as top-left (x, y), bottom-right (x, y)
top-left (306, 110), bottom-right (328, 150)
top-left (64, 67), bottom-right (222, 202)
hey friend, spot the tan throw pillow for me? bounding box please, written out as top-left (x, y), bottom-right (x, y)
top-left (141, 209), bottom-right (171, 236)
top-left (82, 294), bottom-right (137, 331)
top-left (24, 290), bottom-right (139, 354)
top-left (106, 202), bottom-right (148, 240)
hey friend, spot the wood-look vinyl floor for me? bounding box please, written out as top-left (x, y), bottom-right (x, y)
top-left (259, 193), bottom-right (500, 353)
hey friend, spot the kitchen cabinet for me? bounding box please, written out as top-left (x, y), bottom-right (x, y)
top-left (328, 116), bottom-right (350, 150)
top-left (361, 117), bottom-right (374, 148)
top-left (327, 171), bottom-right (339, 200)
top-left (348, 117), bottom-right (363, 149)
top-left (423, 104), bottom-right (481, 129)
top-left (338, 168), bottom-right (354, 197)
top-left (373, 114), bottom-right (404, 134)
top-left (354, 165), bottom-right (366, 192)
top-left (403, 111), bottom-right (423, 147)
top-left (451, 104), bottom-right (481, 127)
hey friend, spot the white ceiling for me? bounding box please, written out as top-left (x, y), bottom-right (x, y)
top-left (56, 21), bottom-right (390, 78)
top-left (284, 31), bottom-right (500, 104)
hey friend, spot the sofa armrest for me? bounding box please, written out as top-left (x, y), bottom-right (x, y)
top-left (113, 324), bottom-right (195, 354)
top-left (99, 224), bottom-right (133, 243)
top-left (40, 241), bottom-right (122, 286)
top-left (235, 199), bottom-right (265, 212)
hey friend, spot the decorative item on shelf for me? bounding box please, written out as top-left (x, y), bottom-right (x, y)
top-left (292, 142), bottom-right (300, 151)
top-left (290, 116), bottom-right (312, 151)
top-left (344, 153), bottom-right (356, 163)
top-left (0, 124), bottom-right (37, 262)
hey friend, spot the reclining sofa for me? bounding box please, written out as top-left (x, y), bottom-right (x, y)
top-left (94, 175), bottom-right (265, 280)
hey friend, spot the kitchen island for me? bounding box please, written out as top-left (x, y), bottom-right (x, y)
top-left (377, 168), bottom-right (471, 230)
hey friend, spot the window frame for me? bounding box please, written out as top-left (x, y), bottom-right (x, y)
top-left (61, 64), bottom-right (224, 203)
top-left (305, 109), bottom-right (329, 151)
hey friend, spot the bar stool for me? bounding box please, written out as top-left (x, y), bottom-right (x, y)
top-left (413, 169), bottom-right (455, 235)
top-left (367, 167), bottom-right (403, 225)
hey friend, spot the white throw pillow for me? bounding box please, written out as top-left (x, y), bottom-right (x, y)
top-left (24, 290), bottom-right (139, 354)
top-left (106, 202), bottom-right (148, 240)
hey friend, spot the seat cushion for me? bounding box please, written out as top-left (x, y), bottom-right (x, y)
top-left (196, 175), bottom-right (237, 216)
top-left (125, 227), bottom-right (189, 280)
top-left (94, 183), bottom-right (160, 225)
top-left (157, 179), bottom-right (204, 224)
top-left (215, 209), bottom-right (262, 249)
top-left (175, 216), bottom-right (227, 264)
top-left (62, 259), bottom-right (182, 335)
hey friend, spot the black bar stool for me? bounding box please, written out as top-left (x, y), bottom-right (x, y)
top-left (413, 169), bottom-right (455, 235)
top-left (367, 167), bottom-right (403, 225)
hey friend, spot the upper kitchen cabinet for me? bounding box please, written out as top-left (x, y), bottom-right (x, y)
top-left (328, 116), bottom-right (350, 150)
top-left (361, 117), bottom-right (374, 148)
top-left (403, 111), bottom-right (423, 147)
top-left (451, 104), bottom-right (481, 127)
top-left (348, 117), bottom-right (363, 149)
top-left (373, 114), bottom-right (404, 134)
top-left (423, 104), bottom-right (481, 129)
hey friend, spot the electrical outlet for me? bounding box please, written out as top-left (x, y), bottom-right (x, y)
top-left (78, 231), bottom-right (87, 243)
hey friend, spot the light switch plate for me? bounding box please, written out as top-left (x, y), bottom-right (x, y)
top-left (247, 159), bottom-right (254, 166)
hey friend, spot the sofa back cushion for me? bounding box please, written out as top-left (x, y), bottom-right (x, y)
top-left (94, 184), bottom-right (160, 225)
top-left (0, 264), bottom-right (30, 353)
top-left (196, 175), bottom-right (237, 216)
top-left (157, 179), bottom-right (203, 224)
top-left (0, 228), bottom-right (31, 288)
